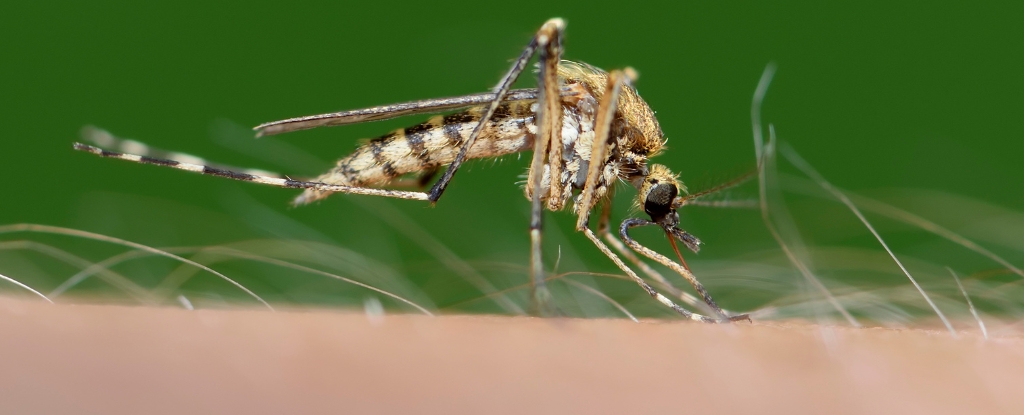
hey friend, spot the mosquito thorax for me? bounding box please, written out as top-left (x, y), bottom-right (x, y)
top-left (557, 60), bottom-right (666, 158)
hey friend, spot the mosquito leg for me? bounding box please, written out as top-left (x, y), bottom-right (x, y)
top-left (597, 192), bottom-right (665, 286)
top-left (595, 187), bottom-right (615, 234)
top-left (525, 19), bottom-right (566, 316)
top-left (568, 70), bottom-right (722, 321)
top-left (543, 62), bottom-right (565, 212)
top-left (582, 227), bottom-right (719, 322)
top-left (574, 69), bottom-right (624, 231)
top-left (428, 18), bottom-right (565, 204)
top-left (595, 195), bottom-right (710, 311)
top-left (620, 218), bottom-right (749, 322)
top-left (73, 143), bottom-right (431, 201)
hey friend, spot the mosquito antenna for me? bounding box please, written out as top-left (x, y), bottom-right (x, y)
top-left (678, 169), bottom-right (757, 205)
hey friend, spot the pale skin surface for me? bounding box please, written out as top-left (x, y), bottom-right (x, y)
top-left (1, 297), bottom-right (1020, 415)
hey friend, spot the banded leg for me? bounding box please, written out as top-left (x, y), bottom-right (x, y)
top-left (73, 130), bottom-right (430, 202)
top-left (428, 18), bottom-right (565, 204)
top-left (620, 218), bottom-right (749, 322)
top-left (525, 18), bottom-right (566, 315)
top-left (595, 192), bottom-right (711, 312)
top-left (583, 227), bottom-right (716, 322)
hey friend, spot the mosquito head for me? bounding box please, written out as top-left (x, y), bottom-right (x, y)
top-left (638, 164), bottom-right (682, 221)
top-left (636, 164), bottom-right (701, 253)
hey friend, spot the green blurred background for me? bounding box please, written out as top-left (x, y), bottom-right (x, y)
top-left (1, 1), bottom-right (1022, 320)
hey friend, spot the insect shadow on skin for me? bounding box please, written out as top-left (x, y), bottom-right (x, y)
top-left (73, 18), bottom-right (749, 322)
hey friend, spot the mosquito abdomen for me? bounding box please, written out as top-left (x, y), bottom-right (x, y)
top-left (294, 102), bottom-right (536, 205)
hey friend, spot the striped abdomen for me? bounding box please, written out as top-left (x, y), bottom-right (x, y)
top-left (294, 101), bottom-right (536, 205)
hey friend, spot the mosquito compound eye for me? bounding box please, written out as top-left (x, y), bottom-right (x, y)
top-left (644, 182), bottom-right (678, 219)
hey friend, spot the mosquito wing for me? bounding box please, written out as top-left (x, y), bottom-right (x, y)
top-left (254, 88), bottom-right (572, 137)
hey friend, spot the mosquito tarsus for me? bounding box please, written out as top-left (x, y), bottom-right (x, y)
top-left (74, 18), bottom-right (748, 323)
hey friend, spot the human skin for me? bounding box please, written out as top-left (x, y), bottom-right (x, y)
top-left (0, 297), bottom-right (1019, 414)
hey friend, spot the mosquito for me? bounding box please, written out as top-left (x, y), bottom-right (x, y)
top-left (74, 18), bottom-right (748, 322)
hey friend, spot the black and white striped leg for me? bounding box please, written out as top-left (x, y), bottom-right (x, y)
top-left (73, 141), bottom-right (429, 201)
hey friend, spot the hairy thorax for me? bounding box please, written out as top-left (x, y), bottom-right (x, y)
top-left (530, 62), bottom-right (665, 214)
